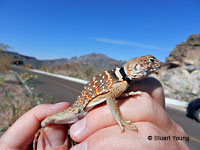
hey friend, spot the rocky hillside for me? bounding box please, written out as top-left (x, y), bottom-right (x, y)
top-left (154, 34), bottom-right (200, 101)
top-left (166, 34), bottom-right (200, 70)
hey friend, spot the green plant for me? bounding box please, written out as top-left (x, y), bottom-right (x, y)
top-left (20, 72), bottom-right (38, 85)
top-left (0, 77), bottom-right (4, 84)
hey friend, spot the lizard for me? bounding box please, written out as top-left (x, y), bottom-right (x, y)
top-left (33, 55), bottom-right (161, 150)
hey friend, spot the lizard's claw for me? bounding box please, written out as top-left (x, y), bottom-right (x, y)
top-left (119, 124), bottom-right (124, 132)
top-left (121, 120), bottom-right (138, 132)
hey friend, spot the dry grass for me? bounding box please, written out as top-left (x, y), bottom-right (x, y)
top-left (0, 55), bottom-right (11, 73)
top-left (0, 82), bottom-right (35, 136)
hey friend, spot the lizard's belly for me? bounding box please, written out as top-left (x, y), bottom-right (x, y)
top-left (85, 93), bottom-right (108, 112)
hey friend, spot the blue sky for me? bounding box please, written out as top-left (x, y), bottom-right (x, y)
top-left (0, 0), bottom-right (199, 62)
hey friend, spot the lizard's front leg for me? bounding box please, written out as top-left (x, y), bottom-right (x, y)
top-left (106, 95), bottom-right (138, 132)
top-left (106, 81), bottom-right (138, 132)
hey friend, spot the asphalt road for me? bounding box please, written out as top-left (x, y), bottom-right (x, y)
top-left (165, 107), bottom-right (200, 150)
top-left (12, 66), bottom-right (83, 104)
top-left (12, 66), bottom-right (200, 150)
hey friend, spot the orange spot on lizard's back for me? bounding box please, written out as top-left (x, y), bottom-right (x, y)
top-left (83, 89), bottom-right (92, 101)
top-left (93, 80), bottom-right (100, 95)
top-left (105, 71), bottom-right (112, 89)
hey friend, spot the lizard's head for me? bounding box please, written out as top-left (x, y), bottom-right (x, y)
top-left (122, 55), bottom-right (161, 81)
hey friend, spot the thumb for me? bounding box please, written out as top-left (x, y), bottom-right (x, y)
top-left (0, 102), bottom-right (70, 149)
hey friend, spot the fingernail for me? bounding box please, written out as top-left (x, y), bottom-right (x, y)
top-left (70, 141), bottom-right (87, 150)
top-left (72, 118), bottom-right (86, 137)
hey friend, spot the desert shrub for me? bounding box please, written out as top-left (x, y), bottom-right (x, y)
top-left (40, 64), bottom-right (48, 71)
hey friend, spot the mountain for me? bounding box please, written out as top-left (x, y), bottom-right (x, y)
top-left (0, 50), bottom-right (124, 70)
top-left (68, 53), bottom-right (124, 69)
top-left (41, 58), bottom-right (68, 67)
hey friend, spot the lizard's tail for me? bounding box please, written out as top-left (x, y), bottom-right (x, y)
top-left (41, 102), bottom-right (85, 127)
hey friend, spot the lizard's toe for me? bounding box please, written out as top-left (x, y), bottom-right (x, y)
top-left (122, 120), bottom-right (138, 132)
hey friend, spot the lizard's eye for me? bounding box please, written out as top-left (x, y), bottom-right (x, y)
top-left (149, 58), bottom-right (155, 63)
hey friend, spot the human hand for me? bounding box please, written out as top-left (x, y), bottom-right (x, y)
top-left (0, 102), bottom-right (70, 150)
top-left (69, 77), bottom-right (189, 150)
top-left (0, 77), bottom-right (189, 150)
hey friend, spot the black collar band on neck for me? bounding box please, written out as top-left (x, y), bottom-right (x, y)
top-left (119, 67), bottom-right (131, 84)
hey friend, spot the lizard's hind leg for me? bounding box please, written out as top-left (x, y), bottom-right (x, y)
top-left (33, 128), bottom-right (43, 150)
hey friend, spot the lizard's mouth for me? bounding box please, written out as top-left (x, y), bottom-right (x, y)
top-left (149, 66), bottom-right (160, 73)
